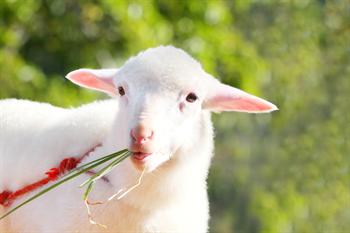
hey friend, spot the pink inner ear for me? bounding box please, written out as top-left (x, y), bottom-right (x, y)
top-left (211, 95), bottom-right (277, 112)
top-left (204, 83), bottom-right (278, 113)
top-left (67, 70), bottom-right (116, 95)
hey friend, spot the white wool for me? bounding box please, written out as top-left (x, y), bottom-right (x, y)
top-left (0, 99), bottom-right (117, 190)
top-left (0, 46), bottom-right (276, 233)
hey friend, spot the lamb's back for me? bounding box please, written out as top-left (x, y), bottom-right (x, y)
top-left (0, 99), bottom-right (118, 191)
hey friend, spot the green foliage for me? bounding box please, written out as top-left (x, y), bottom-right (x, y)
top-left (0, 0), bottom-right (349, 232)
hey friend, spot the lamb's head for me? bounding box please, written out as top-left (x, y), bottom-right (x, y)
top-left (66, 46), bottom-right (277, 172)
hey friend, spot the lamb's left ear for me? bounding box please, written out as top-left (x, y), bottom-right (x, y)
top-left (203, 82), bottom-right (278, 113)
top-left (66, 68), bottom-right (118, 95)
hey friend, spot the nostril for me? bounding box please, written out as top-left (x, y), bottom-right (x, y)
top-left (147, 130), bottom-right (154, 140)
top-left (130, 129), bottom-right (142, 143)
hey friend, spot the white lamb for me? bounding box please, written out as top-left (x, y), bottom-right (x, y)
top-left (0, 46), bottom-right (277, 233)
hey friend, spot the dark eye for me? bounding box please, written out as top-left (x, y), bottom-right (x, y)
top-left (186, 92), bottom-right (198, 103)
top-left (118, 86), bottom-right (125, 96)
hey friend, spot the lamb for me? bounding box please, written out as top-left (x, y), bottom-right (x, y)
top-left (0, 46), bottom-right (277, 233)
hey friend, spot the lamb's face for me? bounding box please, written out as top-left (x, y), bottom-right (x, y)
top-left (66, 46), bottom-right (278, 173)
top-left (113, 51), bottom-right (210, 171)
top-left (115, 83), bottom-right (205, 172)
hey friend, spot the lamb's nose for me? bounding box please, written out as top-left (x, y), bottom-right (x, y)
top-left (130, 125), bottom-right (154, 144)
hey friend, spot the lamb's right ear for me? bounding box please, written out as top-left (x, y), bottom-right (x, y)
top-left (66, 68), bottom-right (118, 95)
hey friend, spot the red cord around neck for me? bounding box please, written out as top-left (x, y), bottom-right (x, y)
top-left (0, 144), bottom-right (100, 207)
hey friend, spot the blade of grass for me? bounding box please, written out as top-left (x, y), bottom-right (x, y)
top-left (80, 152), bottom-right (130, 187)
top-left (79, 155), bottom-right (125, 187)
top-left (62, 149), bottom-right (129, 178)
top-left (83, 181), bottom-right (95, 201)
top-left (0, 149), bottom-right (130, 221)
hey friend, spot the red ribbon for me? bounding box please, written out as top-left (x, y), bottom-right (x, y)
top-left (0, 145), bottom-right (100, 207)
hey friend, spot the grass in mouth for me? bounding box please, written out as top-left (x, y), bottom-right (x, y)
top-left (0, 149), bottom-right (131, 221)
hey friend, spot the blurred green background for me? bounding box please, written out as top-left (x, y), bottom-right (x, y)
top-left (0, 0), bottom-right (349, 232)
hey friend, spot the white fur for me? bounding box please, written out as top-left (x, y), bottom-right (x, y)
top-left (0, 46), bottom-right (276, 233)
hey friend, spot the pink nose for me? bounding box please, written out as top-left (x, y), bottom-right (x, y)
top-left (130, 125), bottom-right (154, 145)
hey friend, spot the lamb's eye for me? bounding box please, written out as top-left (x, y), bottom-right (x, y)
top-left (186, 92), bottom-right (198, 103)
top-left (118, 86), bottom-right (125, 96)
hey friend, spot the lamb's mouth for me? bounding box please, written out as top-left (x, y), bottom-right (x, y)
top-left (131, 152), bottom-right (153, 162)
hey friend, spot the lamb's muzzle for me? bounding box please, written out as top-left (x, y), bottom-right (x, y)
top-left (129, 122), bottom-right (156, 169)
